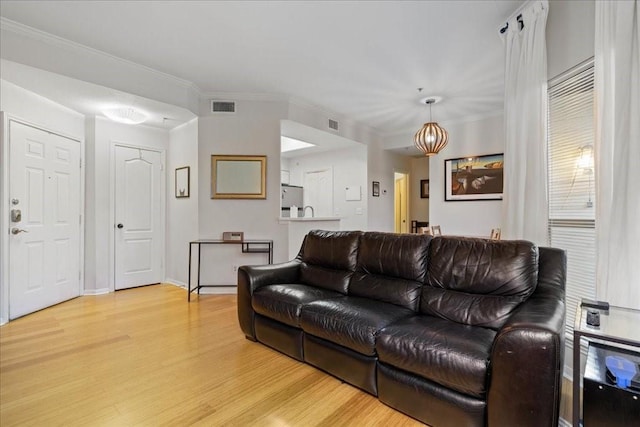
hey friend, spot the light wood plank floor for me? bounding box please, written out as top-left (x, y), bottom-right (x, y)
top-left (0, 284), bottom-right (424, 426)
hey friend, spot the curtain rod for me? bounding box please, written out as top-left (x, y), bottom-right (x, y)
top-left (498, 0), bottom-right (547, 34)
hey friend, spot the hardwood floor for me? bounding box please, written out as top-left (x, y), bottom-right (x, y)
top-left (0, 285), bottom-right (422, 426)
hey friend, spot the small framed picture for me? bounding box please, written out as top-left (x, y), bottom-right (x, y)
top-left (420, 179), bottom-right (430, 199)
top-left (372, 181), bottom-right (380, 197)
top-left (175, 166), bottom-right (190, 198)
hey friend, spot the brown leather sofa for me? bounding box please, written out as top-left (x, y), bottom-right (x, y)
top-left (238, 230), bottom-right (566, 427)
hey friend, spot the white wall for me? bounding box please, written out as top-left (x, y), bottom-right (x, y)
top-left (367, 140), bottom-right (411, 232)
top-left (84, 117), bottom-right (169, 293)
top-left (166, 118), bottom-right (199, 286)
top-left (195, 96), bottom-right (397, 286)
top-left (197, 99), bottom-right (290, 286)
top-left (287, 100), bottom-right (401, 232)
top-left (428, 114), bottom-right (504, 237)
top-left (547, 0), bottom-right (595, 80)
top-left (410, 156), bottom-right (430, 224)
top-left (0, 83), bottom-right (399, 300)
top-left (1, 20), bottom-right (200, 114)
top-left (0, 80), bottom-right (85, 324)
top-left (0, 80), bottom-right (84, 138)
top-left (288, 99), bottom-right (375, 146)
top-left (287, 145), bottom-right (368, 231)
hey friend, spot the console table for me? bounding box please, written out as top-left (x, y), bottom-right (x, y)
top-left (572, 304), bottom-right (640, 426)
top-left (187, 239), bottom-right (273, 301)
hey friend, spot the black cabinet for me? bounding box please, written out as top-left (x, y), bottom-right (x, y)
top-left (583, 342), bottom-right (640, 427)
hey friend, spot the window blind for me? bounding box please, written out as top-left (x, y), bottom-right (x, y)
top-left (547, 60), bottom-right (595, 357)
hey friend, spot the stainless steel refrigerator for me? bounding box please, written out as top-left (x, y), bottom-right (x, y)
top-left (281, 184), bottom-right (303, 217)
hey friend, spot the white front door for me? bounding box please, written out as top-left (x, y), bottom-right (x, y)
top-left (114, 145), bottom-right (163, 290)
top-left (8, 121), bottom-right (81, 319)
top-left (303, 168), bottom-right (333, 217)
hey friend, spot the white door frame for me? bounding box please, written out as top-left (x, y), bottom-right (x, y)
top-left (0, 113), bottom-right (85, 325)
top-left (109, 140), bottom-right (166, 291)
top-left (394, 171), bottom-right (410, 234)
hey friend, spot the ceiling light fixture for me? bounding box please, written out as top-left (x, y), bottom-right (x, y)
top-left (414, 97), bottom-right (449, 156)
top-left (103, 107), bottom-right (147, 125)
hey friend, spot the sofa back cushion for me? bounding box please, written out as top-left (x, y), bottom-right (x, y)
top-left (350, 232), bottom-right (431, 310)
top-left (299, 230), bottom-right (362, 293)
top-left (422, 237), bottom-right (538, 329)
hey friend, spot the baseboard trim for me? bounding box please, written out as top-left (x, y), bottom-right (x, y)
top-left (83, 288), bottom-right (110, 296)
top-left (197, 286), bottom-right (237, 295)
top-left (164, 278), bottom-right (186, 288)
top-left (164, 279), bottom-right (236, 295)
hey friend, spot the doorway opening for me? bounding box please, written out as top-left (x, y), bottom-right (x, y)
top-left (394, 172), bottom-right (409, 233)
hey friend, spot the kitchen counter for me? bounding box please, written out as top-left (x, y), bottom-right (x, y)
top-left (279, 217), bottom-right (341, 222)
top-left (279, 217), bottom-right (342, 259)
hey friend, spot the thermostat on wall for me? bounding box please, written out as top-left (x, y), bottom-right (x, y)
top-left (222, 231), bottom-right (244, 242)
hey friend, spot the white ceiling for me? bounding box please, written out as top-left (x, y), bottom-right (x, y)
top-left (0, 59), bottom-right (197, 129)
top-left (0, 0), bottom-right (523, 136)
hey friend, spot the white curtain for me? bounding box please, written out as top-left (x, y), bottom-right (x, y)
top-left (500, 0), bottom-right (549, 245)
top-left (595, 0), bottom-right (640, 309)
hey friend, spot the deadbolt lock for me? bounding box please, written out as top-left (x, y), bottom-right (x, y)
top-left (11, 209), bottom-right (22, 223)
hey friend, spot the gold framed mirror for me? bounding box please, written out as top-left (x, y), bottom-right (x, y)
top-left (211, 155), bottom-right (267, 199)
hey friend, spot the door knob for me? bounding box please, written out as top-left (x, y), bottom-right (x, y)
top-left (11, 228), bottom-right (28, 235)
top-left (117, 223), bottom-right (124, 229)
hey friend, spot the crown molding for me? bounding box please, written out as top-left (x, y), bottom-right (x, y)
top-left (288, 95), bottom-right (382, 137)
top-left (200, 91), bottom-right (289, 103)
top-left (0, 17), bottom-right (201, 94)
top-left (200, 91), bottom-right (382, 139)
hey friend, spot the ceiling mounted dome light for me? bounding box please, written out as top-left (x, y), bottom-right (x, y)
top-left (103, 107), bottom-right (147, 125)
top-left (414, 97), bottom-right (449, 156)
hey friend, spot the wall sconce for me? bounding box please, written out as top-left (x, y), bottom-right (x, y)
top-left (577, 145), bottom-right (594, 171)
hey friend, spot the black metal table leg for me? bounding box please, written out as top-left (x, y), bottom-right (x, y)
top-left (188, 242), bottom-right (192, 301)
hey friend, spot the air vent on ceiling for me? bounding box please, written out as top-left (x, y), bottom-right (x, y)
top-left (211, 100), bottom-right (236, 114)
top-left (328, 119), bottom-right (339, 131)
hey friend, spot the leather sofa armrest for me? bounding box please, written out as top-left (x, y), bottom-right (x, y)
top-left (487, 283), bottom-right (566, 427)
top-left (237, 260), bottom-right (301, 340)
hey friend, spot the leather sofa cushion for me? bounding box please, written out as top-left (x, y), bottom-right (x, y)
top-left (423, 237), bottom-right (538, 329)
top-left (299, 297), bottom-right (414, 356)
top-left (355, 232), bottom-right (430, 281)
top-left (349, 273), bottom-right (422, 311)
top-left (252, 284), bottom-right (343, 327)
top-left (298, 230), bottom-right (362, 293)
top-left (377, 316), bottom-right (496, 398)
top-left (349, 232), bottom-right (430, 310)
top-left (300, 230), bottom-right (362, 270)
top-left (300, 264), bottom-right (352, 294)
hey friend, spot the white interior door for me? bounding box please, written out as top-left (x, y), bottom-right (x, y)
top-left (8, 121), bottom-right (81, 319)
top-left (114, 145), bottom-right (163, 290)
top-left (303, 168), bottom-right (333, 217)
